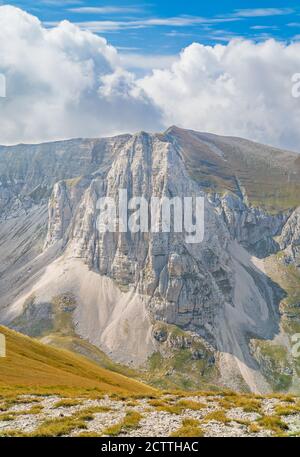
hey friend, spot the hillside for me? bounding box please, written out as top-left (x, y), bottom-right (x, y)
top-left (164, 126), bottom-right (300, 213)
top-left (0, 325), bottom-right (156, 396)
top-left (0, 127), bottom-right (299, 395)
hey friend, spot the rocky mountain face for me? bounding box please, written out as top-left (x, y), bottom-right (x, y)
top-left (0, 127), bottom-right (299, 394)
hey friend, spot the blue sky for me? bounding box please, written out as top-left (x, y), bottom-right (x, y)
top-left (1, 2), bottom-right (300, 148)
top-left (5, 0), bottom-right (300, 54)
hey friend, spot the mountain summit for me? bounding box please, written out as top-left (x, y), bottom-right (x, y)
top-left (0, 127), bottom-right (299, 394)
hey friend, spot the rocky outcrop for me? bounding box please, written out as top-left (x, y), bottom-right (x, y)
top-left (43, 134), bottom-right (235, 341)
top-left (213, 192), bottom-right (289, 258)
top-left (279, 207), bottom-right (300, 267)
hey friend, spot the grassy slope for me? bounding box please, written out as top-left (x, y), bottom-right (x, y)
top-left (12, 293), bottom-right (143, 381)
top-left (0, 325), bottom-right (156, 396)
top-left (40, 333), bottom-right (140, 380)
top-left (250, 255), bottom-right (300, 392)
top-left (165, 127), bottom-right (300, 213)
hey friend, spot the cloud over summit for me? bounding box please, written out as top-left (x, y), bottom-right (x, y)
top-left (1, 5), bottom-right (300, 151)
top-left (0, 5), bottom-right (161, 144)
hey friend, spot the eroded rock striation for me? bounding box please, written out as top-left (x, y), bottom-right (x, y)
top-left (0, 127), bottom-right (299, 393)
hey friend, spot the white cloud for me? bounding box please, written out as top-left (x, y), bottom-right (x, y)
top-left (49, 16), bottom-right (242, 33)
top-left (138, 40), bottom-right (300, 151)
top-left (68, 6), bottom-right (143, 14)
top-left (250, 25), bottom-right (278, 30)
top-left (41, 0), bottom-right (83, 5)
top-left (233, 8), bottom-right (294, 18)
top-left (0, 5), bottom-right (161, 144)
top-left (120, 53), bottom-right (177, 71)
top-left (1, 6), bottom-right (300, 152)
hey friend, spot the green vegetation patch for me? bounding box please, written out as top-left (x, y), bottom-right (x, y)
top-left (203, 409), bottom-right (231, 424)
top-left (258, 415), bottom-right (289, 435)
top-left (250, 340), bottom-right (293, 392)
top-left (218, 395), bottom-right (262, 413)
top-left (102, 410), bottom-right (143, 436)
top-left (171, 418), bottom-right (204, 437)
top-left (146, 323), bottom-right (218, 391)
top-left (53, 398), bottom-right (82, 408)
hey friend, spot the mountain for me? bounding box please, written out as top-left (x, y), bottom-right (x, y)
top-left (0, 127), bottom-right (299, 394)
top-left (0, 325), bottom-right (155, 395)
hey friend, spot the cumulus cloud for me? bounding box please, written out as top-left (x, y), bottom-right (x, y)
top-left (139, 40), bottom-right (300, 151)
top-left (0, 5), bottom-right (161, 144)
top-left (1, 6), bottom-right (300, 152)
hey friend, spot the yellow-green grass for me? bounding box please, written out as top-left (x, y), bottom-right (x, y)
top-left (171, 418), bottom-right (204, 437)
top-left (77, 431), bottom-right (103, 437)
top-left (149, 399), bottom-right (184, 415)
top-left (148, 398), bottom-right (205, 415)
top-left (29, 414), bottom-right (87, 437)
top-left (126, 400), bottom-right (139, 406)
top-left (249, 423), bottom-right (261, 434)
top-left (18, 294), bottom-right (142, 382)
top-left (53, 399), bottom-right (82, 408)
top-left (0, 405), bottom-right (43, 421)
top-left (155, 404), bottom-right (183, 415)
top-left (176, 399), bottom-right (206, 410)
top-left (0, 396), bottom-right (40, 409)
top-left (0, 325), bottom-right (157, 397)
top-left (167, 126), bottom-right (300, 213)
top-left (257, 415), bottom-right (289, 435)
top-left (34, 406), bottom-right (113, 437)
top-left (203, 410), bottom-right (231, 424)
top-left (267, 393), bottom-right (296, 402)
top-left (102, 410), bottom-right (143, 436)
top-left (0, 406), bottom-right (114, 437)
top-left (275, 403), bottom-right (300, 416)
top-left (218, 395), bottom-right (262, 413)
top-left (41, 333), bottom-right (139, 380)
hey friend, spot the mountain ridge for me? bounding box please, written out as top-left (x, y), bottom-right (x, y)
top-left (0, 127), bottom-right (299, 394)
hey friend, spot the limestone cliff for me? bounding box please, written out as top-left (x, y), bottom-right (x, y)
top-left (0, 127), bottom-right (299, 393)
